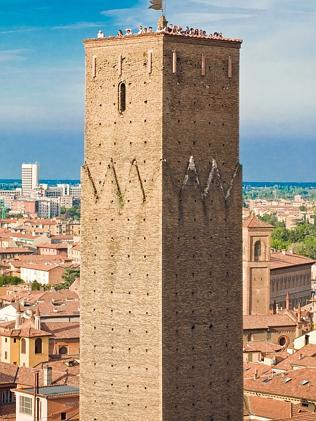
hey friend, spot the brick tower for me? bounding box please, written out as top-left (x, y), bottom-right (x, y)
top-left (81, 29), bottom-right (243, 420)
top-left (243, 214), bottom-right (273, 315)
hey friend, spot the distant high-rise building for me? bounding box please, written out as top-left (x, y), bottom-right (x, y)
top-left (22, 163), bottom-right (39, 197)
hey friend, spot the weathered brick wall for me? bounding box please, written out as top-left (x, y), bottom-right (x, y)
top-left (81, 35), bottom-right (164, 421)
top-left (81, 33), bottom-right (242, 421)
top-left (161, 36), bottom-right (242, 420)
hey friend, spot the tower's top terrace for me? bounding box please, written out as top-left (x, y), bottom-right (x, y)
top-left (84, 19), bottom-right (242, 47)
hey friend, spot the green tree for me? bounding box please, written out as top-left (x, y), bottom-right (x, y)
top-left (289, 223), bottom-right (316, 243)
top-left (258, 214), bottom-right (278, 227)
top-left (0, 276), bottom-right (23, 287)
top-left (293, 237), bottom-right (316, 259)
top-left (31, 280), bottom-right (42, 291)
top-left (56, 268), bottom-right (80, 290)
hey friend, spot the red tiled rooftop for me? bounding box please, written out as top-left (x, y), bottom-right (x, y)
top-left (0, 247), bottom-right (33, 254)
top-left (244, 395), bottom-right (292, 419)
top-left (20, 262), bottom-right (63, 271)
top-left (244, 341), bottom-right (283, 354)
top-left (243, 214), bottom-right (274, 229)
top-left (275, 344), bottom-right (316, 371)
top-left (271, 252), bottom-right (315, 270)
top-left (243, 313), bottom-right (297, 330)
top-left (0, 319), bottom-right (52, 338)
top-left (41, 322), bottom-right (79, 339)
top-left (244, 367), bottom-right (316, 401)
top-left (38, 243), bottom-right (68, 250)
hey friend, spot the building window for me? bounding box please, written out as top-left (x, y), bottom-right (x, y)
top-left (35, 338), bottom-right (42, 354)
top-left (118, 82), bottom-right (126, 113)
top-left (61, 413), bottom-right (67, 420)
top-left (2, 390), bottom-right (13, 404)
top-left (278, 335), bottom-right (289, 347)
top-left (59, 346), bottom-right (68, 355)
top-left (4, 352), bottom-right (7, 360)
top-left (19, 395), bottom-right (32, 415)
top-left (4, 338), bottom-right (7, 343)
top-left (21, 338), bottom-right (26, 354)
top-left (254, 241), bottom-right (261, 261)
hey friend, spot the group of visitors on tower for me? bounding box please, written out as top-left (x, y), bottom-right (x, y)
top-left (97, 25), bottom-right (224, 40)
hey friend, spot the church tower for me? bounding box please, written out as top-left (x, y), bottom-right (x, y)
top-left (81, 29), bottom-right (243, 420)
top-left (243, 214), bottom-right (273, 315)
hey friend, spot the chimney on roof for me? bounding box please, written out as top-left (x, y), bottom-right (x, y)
top-left (298, 302), bottom-right (302, 322)
top-left (43, 365), bottom-right (52, 386)
top-left (15, 301), bottom-right (22, 329)
top-left (299, 353), bottom-right (303, 360)
top-left (272, 300), bottom-right (277, 315)
top-left (34, 306), bottom-right (41, 330)
top-left (253, 369), bottom-right (259, 380)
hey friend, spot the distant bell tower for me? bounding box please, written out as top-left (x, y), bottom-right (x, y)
top-left (243, 214), bottom-right (273, 315)
top-left (81, 26), bottom-right (243, 420)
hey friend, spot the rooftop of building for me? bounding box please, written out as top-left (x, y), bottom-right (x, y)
top-left (271, 252), bottom-right (315, 270)
top-left (0, 288), bottom-right (79, 306)
top-left (0, 317), bottom-right (79, 339)
top-left (0, 247), bottom-right (33, 254)
top-left (275, 344), bottom-right (316, 372)
top-left (38, 243), bottom-right (68, 249)
top-left (244, 395), bottom-right (293, 420)
top-left (243, 341), bottom-right (283, 354)
top-left (19, 262), bottom-right (62, 271)
top-left (85, 20), bottom-right (242, 46)
top-left (244, 395), bottom-right (316, 420)
top-left (0, 318), bottom-right (52, 338)
top-left (243, 213), bottom-right (274, 229)
top-left (243, 313), bottom-right (297, 330)
top-left (17, 384), bottom-right (79, 398)
top-left (244, 367), bottom-right (316, 401)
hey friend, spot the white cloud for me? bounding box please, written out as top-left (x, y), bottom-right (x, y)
top-left (0, 49), bottom-right (31, 63)
top-left (0, 27), bottom-right (38, 35)
top-left (51, 22), bottom-right (103, 30)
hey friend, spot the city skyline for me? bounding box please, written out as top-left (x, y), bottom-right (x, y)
top-left (0, 0), bottom-right (316, 181)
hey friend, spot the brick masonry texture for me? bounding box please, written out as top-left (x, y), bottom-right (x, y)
top-left (81, 33), bottom-right (243, 421)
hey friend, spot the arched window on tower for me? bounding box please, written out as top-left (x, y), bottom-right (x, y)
top-left (21, 338), bottom-right (26, 354)
top-left (35, 338), bottom-right (42, 354)
top-left (254, 240), bottom-right (261, 261)
top-left (118, 82), bottom-right (126, 113)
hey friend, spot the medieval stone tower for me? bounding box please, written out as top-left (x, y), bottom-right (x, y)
top-left (81, 29), bottom-right (243, 420)
top-left (243, 214), bottom-right (273, 315)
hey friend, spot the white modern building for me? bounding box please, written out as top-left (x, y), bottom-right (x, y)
top-left (37, 198), bottom-right (60, 218)
top-left (22, 163), bottom-right (39, 197)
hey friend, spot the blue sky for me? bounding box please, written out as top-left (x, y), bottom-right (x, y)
top-left (0, 0), bottom-right (315, 181)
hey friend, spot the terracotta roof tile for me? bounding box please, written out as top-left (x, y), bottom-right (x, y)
top-left (244, 367), bottom-right (316, 401)
top-left (243, 314), bottom-right (297, 330)
top-left (244, 395), bottom-right (292, 419)
top-left (0, 319), bottom-right (52, 338)
top-left (244, 341), bottom-right (283, 353)
top-left (275, 344), bottom-right (316, 371)
top-left (271, 252), bottom-right (315, 270)
top-left (41, 322), bottom-right (79, 339)
top-left (243, 214), bottom-right (274, 229)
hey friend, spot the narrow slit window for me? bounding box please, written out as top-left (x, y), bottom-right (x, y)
top-left (118, 82), bottom-right (126, 113)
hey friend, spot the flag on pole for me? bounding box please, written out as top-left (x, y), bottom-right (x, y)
top-left (149, 0), bottom-right (163, 10)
